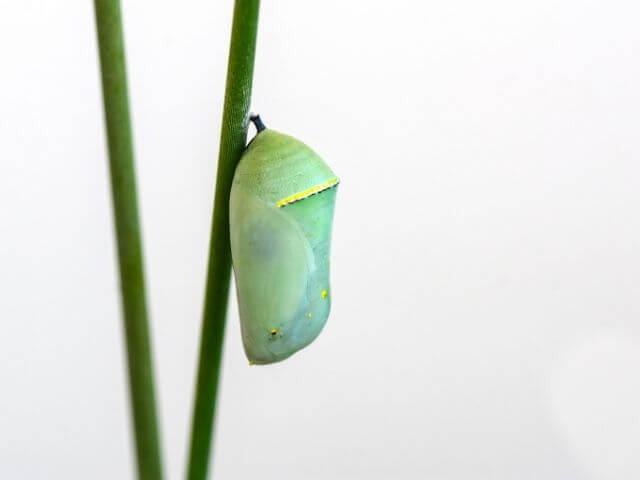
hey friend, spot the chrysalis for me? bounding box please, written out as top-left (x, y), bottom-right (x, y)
top-left (229, 115), bottom-right (339, 364)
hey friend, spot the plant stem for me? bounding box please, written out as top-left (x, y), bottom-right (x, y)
top-left (93, 1), bottom-right (164, 479)
top-left (186, 1), bottom-right (261, 479)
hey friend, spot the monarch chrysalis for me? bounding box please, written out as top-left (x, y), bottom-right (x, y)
top-left (229, 115), bottom-right (339, 364)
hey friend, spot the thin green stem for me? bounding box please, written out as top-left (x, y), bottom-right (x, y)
top-left (186, 1), bottom-right (261, 479)
top-left (93, 1), bottom-right (164, 479)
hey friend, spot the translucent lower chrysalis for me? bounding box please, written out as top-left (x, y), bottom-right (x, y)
top-left (229, 115), bottom-right (339, 364)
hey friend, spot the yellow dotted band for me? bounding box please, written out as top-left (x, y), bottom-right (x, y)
top-left (275, 177), bottom-right (339, 208)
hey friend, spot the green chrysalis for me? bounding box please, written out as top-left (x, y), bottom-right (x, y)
top-left (229, 115), bottom-right (339, 364)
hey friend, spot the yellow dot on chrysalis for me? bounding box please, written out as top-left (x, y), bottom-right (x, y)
top-left (307, 312), bottom-right (312, 319)
top-left (270, 328), bottom-right (278, 337)
top-left (321, 289), bottom-right (328, 299)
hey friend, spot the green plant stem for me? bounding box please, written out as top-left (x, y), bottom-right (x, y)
top-left (186, 1), bottom-right (261, 479)
top-left (93, 1), bottom-right (164, 479)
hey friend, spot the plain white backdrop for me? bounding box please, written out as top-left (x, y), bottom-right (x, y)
top-left (1, 0), bottom-right (640, 479)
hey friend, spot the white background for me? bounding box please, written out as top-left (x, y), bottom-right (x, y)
top-left (1, 1), bottom-right (640, 479)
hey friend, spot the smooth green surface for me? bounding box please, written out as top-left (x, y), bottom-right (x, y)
top-left (186, 1), bottom-right (261, 479)
top-left (234, 129), bottom-right (337, 203)
top-left (93, 1), bottom-right (164, 479)
top-left (230, 129), bottom-right (338, 364)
